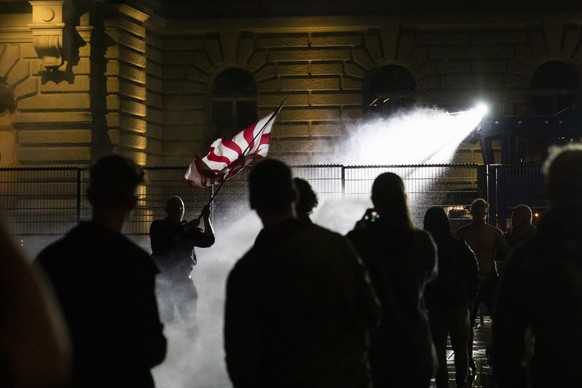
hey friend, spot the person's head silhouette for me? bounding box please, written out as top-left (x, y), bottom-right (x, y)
top-left (424, 206), bottom-right (451, 241)
top-left (249, 159), bottom-right (296, 217)
top-left (87, 154), bottom-right (144, 231)
top-left (293, 177), bottom-right (318, 223)
top-left (371, 172), bottom-right (412, 229)
top-left (544, 143), bottom-right (582, 208)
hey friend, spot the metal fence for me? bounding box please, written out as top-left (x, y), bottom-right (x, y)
top-left (486, 163), bottom-right (546, 229)
top-left (0, 163), bottom-right (545, 257)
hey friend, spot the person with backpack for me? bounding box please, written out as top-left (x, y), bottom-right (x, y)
top-left (424, 207), bottom-right (480, 388)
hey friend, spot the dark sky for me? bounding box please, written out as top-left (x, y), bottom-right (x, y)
top-left (3, 0), bottom-right (582, 18)
top-left (157, 0), bottom-right (582, 18)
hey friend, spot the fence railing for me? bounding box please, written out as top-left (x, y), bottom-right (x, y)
top-left (0, 163), bottom-right (544, 257)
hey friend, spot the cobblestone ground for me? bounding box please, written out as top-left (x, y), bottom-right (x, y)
top-left (444, 317), bottom-right (495, 388)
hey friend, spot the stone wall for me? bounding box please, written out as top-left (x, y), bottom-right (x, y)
top-left (144, 17), bottom-right (164, 166)
top-left (158, 29), bottom-right (216, 166)
top-left (157, 13), bottom-right (582, 166)
top-left (0, 9), bottom-right (81, 222)
top-left (0, 10), bottom-right (93, 166)
top-left (0, 4), bottom-right (153, 167)
top-left (1, 6), bottom-right (582, 167)
top-left (102, 5), bottom-right (150, 165)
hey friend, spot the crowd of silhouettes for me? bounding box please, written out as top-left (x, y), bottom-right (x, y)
top-left (6, 143), bottom-right (582, 387)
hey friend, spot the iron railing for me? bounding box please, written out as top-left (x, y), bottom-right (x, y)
top-left (0, 163), bottom-right (545, 257)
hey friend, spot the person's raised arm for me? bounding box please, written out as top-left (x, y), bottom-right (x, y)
top-left (183, 204), bottom-right (215, 247)
top-left (200, 204), bottom-right (215, 238)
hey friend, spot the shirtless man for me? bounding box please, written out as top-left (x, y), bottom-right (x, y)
top-left (455, 198), bottom-right (509, 376)
top-left (456, 198), bottom-right (509, 277)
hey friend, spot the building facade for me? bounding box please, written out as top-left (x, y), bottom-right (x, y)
top-left (1, 0), bottom-right (581, 167)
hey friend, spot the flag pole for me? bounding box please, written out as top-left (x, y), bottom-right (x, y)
top-left (197, 100), bottom-right (286, 218)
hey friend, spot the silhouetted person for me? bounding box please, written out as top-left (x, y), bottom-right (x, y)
top-left (423, 207), bottom-right (479, 388)
top-left (492, 143), bottom-right (582, 387)
top-left (348, 172), bottom-right (438, 388)
top-left (455, 198), bottom-right (509, 374)
top-left (499, 204), bottom-right (537, 276)
top-left (293, 177), bottom-right (318, 224)
top-left (1, 213), bottom-right (71, 388)
top-left (150, 197), bottom-right (214, 332)
top-left (224, 158), bottom-right (380, 388)
top-left (36, 155), bottom-right (166, 388)
top-left (505, 204), bottom-right (536, 248)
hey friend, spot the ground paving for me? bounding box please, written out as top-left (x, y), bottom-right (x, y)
top-left (171, 316), bottom-right (497, 388)
top-left (443, 317), bottom-right (495, 388)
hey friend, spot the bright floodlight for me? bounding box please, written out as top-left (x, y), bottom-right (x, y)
top-left (475, 102), bottom-right (489, 117)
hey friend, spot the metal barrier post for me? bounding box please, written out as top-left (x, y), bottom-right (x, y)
top-left (486, 165), bottom-right (499, 228)
top-left (76, 168), bottom-right (82, 223)
top-left (341, 165), bottom-right (346, 196)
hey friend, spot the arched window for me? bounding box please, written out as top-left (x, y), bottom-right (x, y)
top-left (530, 61), bottom-right (579, 115)
top-left (209, 68), bottom-right (257, 140)
top-left (365, 65), bottom-right (416, 117)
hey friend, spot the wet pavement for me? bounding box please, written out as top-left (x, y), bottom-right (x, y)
top-left (161, 316), bottom-right (498, 388)
top-left (443, 316), bottom-right (495, 388)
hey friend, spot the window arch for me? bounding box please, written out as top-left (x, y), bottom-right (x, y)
top-left (530, 61), bottom-right (579, 115)
top-left (209, 68), bottom-right (257, 140)
top-left (365, 65), bottom-right (416, 117)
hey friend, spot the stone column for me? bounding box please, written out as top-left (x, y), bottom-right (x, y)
top-left (98, 4), bottom-right (150, 165)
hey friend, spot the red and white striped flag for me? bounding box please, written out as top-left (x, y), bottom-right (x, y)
top-left (185, 104), bottom-right (283, 188)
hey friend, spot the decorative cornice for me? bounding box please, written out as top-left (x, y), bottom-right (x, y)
top-left (0, 27), bottom-right (35, 43)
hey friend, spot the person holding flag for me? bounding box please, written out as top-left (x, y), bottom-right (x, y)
top-left (150, 197), bottom-right (214, 335)
top-left (164, 102), bottom-right (283, 336)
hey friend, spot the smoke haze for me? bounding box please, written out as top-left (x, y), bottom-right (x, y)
top-left (152, 107), bottom-right (484, 387)
top-left (326, 106), bottom-right (484, 165)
